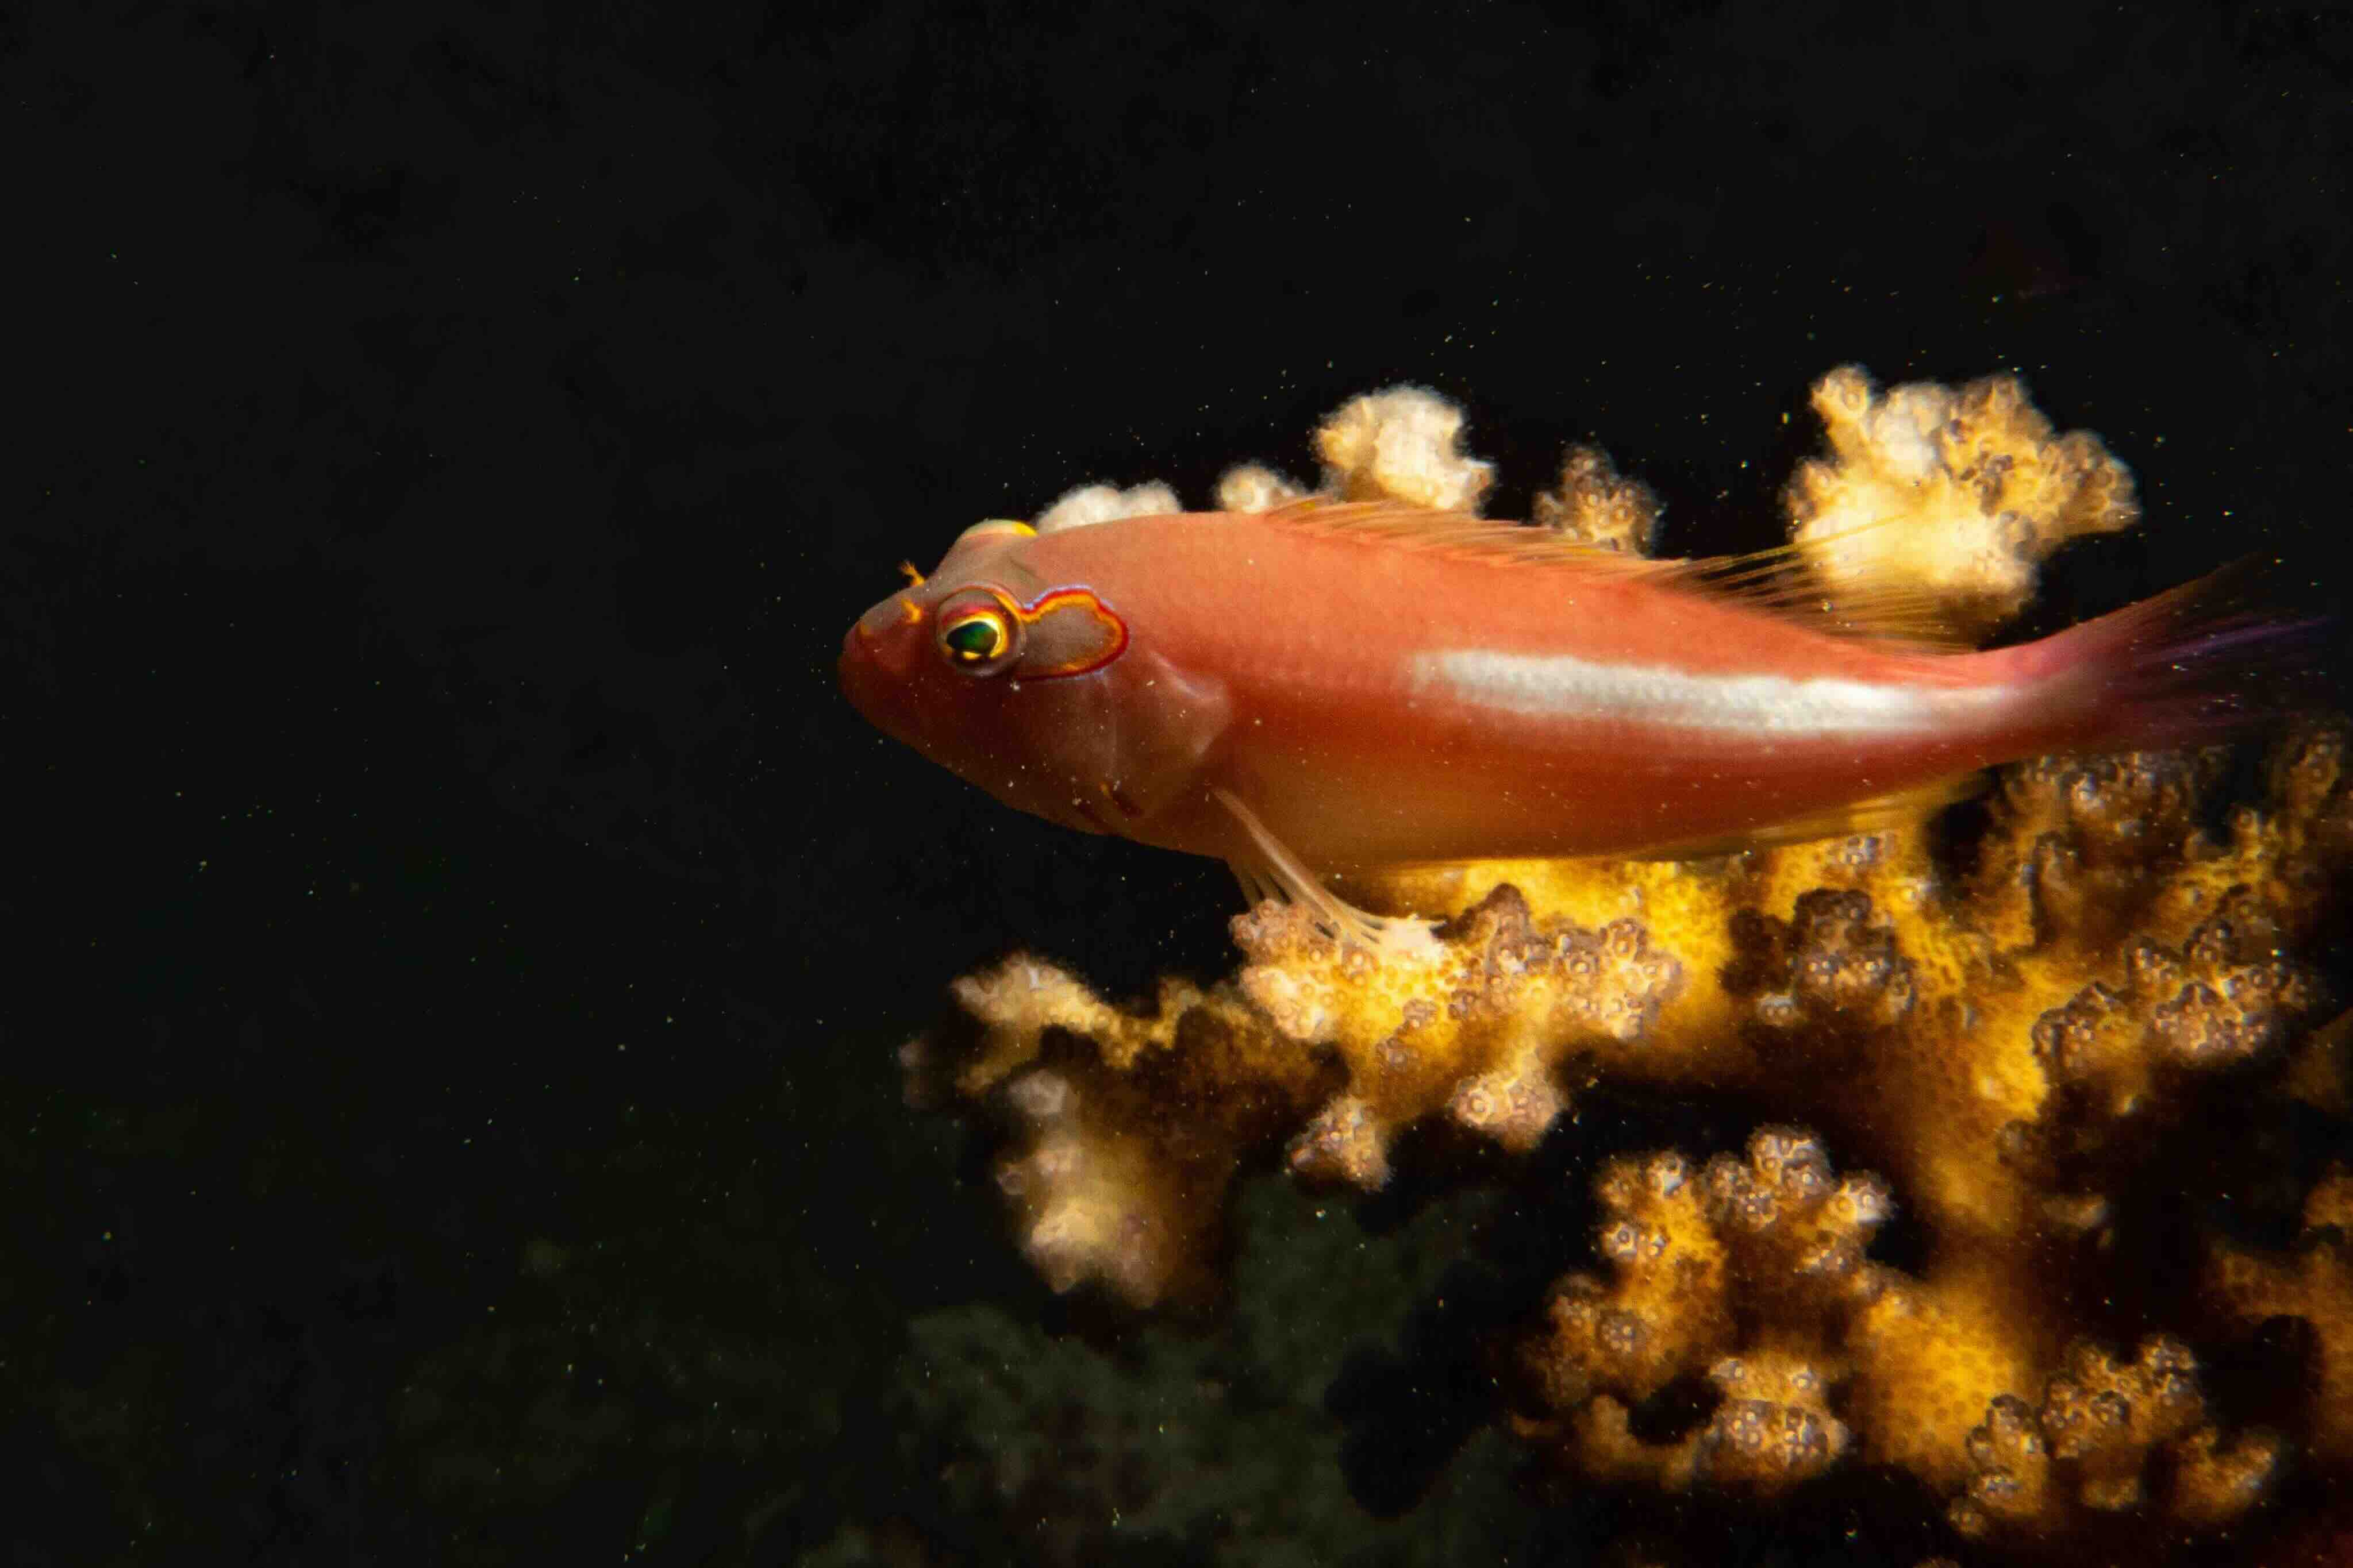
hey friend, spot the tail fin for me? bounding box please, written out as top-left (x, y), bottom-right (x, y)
top-left (2017, 559), bottom-right (2332, 756)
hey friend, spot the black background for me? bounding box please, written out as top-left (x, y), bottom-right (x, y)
top-left (8, 2), bottom-right (2348, 1563)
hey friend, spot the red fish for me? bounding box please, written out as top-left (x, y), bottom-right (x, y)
top-left (840, 502), bottom-right (2308, 951)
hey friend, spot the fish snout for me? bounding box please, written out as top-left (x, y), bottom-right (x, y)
top-left (840, 606), bottom-right (924, 736)
top-left (839, 623), bottom-right (881, 702)
top-left (845, 595), bottom-right (920, 672)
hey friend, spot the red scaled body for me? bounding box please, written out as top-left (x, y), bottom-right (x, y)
top-left (841, 504), bottom-right (2283, 915)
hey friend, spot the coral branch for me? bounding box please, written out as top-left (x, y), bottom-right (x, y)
top-left (2206, 1166), bottom-right (2353, 1464)
top-left (1510, 1130), bottom-right (1885, 1499)
top-left (1788, 367), bottom-right (2140, 638)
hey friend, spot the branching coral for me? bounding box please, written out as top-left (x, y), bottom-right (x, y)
top-left (2207, 1164), bottom-right (2353, 1465)
top-left (1943, 1338), bottom-right (2284, 1544)
top-left (1510, 1129), bottom-right (1885, 1497)
top-left (1312, 384), bottom-right (1495, 511)
top-left (898, 371), bottom-right (2352, 1563)
top-left (908, 962), bottom-right (1332, 1308)
top-left (1032, 480), bottom-right (1183, 534)
top-left (1787, 367), bottom-right (2140, 638)
top-left (1532, 444), bottom-right (1662, 556)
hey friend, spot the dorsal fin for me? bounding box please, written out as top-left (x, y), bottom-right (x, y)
top-left (1259, 496), bottom-right (1661, 569)
top-left (1662, 538), bottom-right (1973, 649)
top-left (1254, 497), bottom-right (1970, 649)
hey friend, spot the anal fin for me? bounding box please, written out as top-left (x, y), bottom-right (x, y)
top-left (1624, 772), bottom-right (1987, 861)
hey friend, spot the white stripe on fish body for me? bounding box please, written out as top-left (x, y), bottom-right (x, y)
top-left (1406, 649), bottom-right (2014, 738)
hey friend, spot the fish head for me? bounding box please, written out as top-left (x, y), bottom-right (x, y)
top-left (840, 519), bottom-right (1137, 832)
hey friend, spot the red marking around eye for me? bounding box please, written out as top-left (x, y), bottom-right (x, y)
top-left (1012, 587), bottom-right (1128, 679)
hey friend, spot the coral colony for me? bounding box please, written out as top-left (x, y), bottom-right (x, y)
top-left (896, 372), bottom-right (2352, 1561)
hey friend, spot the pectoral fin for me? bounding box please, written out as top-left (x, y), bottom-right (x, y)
top-left (1214, 787), bottom-right (1440, 958)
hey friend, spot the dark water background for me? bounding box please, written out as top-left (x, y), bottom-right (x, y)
top-left (7, 3), bottom-right (2347, 1562)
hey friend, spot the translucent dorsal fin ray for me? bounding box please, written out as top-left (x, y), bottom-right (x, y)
top-left (1662, 529), bottom-right (1971, 649)
top-left (1254, 498), bottom-right (1968, 649)
top-left (1259, 497), bottom-right (1658, 568)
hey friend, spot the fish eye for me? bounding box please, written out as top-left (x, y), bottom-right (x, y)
top-left (935, 591), bottom-right (1020, 674)
top-left (942, 614), bottom-right (1006, 662)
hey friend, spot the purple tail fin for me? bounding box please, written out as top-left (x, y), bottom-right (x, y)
top-left (2018, 560), bottom-right (2332, 755)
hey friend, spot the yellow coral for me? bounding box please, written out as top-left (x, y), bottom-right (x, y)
top-left (913, 722), bottom-right (2346, 1544)
top-left (1213, 461), bottom-right (1309, 514)
top-left (1312, 384), bottom-right (1495, 512)
top-left (2207, 1166), bottom-right (2353, 1464)
top-left (1032, 479), bottom-right (1183, 533)
top-left (901, 375), bottom-right (2353, 1562)
top-left (1841, 1245), bottom-right (2052, 1493)
top-left (1787, 365), bottom-right (2139, 638)
top-left (913, 726), bottom-right (2347, 1532)
top-left (925, 962), bottom-right (1331, 1307)
top-left (1700, 1345), bottom-right (1850, 1495)
top-left (1532, 444), bottom-right (1660, 554)
top-left (1511, 1130), bottom-right (1885, 1499)
top-left (1524, 1150), bottom-right (1734, 1412)
top-left (1937, 1335), bottom-right (2284, 1544)
top-left (1236, 888), bottom-right (1685, 1181)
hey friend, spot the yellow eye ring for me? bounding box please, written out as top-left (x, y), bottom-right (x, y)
top-left (937, 596), bottom-right (1017, 673)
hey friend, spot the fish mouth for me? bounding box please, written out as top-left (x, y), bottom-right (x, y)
top-left (837, 623), bottom-right (894, 721)
top-left (843, 602), bottom-right (913, 669)
top-left (839, 620), bottom-right (934, 758)
top-left (1031, 792), bottom-right (1111, 837)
